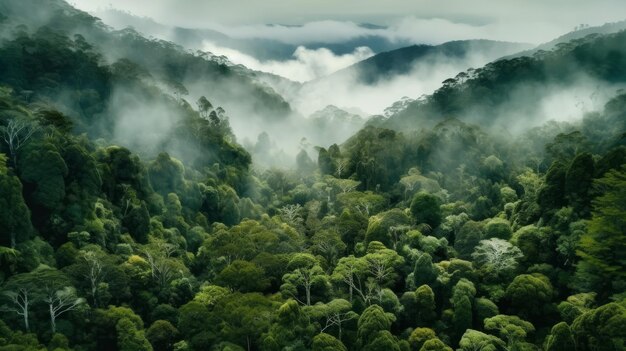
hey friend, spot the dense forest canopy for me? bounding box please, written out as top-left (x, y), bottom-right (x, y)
top-left (0, 1), bottom-right (625, 351)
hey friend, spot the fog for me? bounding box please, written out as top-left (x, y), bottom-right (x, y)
top-left (289, 51), bottom-right (503, 116)
top-left (201, 41), bottom-right (374, 82)
top-left (6, 0), bottom-right (624, 172)
top-left (72, 0), bottom-right (626, 45)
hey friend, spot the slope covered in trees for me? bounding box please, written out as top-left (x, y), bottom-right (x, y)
top-left (1, 1), bottom-right (625, 351)
top-left (382, 30), bottom-right (626, 131)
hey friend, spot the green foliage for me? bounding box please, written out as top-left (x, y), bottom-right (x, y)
top-left (545, 322), bottom-right (575, 351)
top-left (570, 302), bottom-right (626, 351)
top-left (408, 328), bottom-right (436, 351)
top-left (146, 320), bottom-right (179, 351)
top-left (0, 164), bottom-right (33, 247)
top-left (117, 317), bottom-right (153, 351)
top-left (484, 315), bottom-right (534, 349)
top-left (217, 260), bottom-right (269, 292)
top-left (0, 4), bottom-right (623, 350)
top-left (312, 333), bottom-right (347, 351)
top-left (505, 273), bottom-right (554, 318)
top-left (410, 193), bottom-right (442, 229)
top-left (365, 209), bottom-right (412, 248)
top-left (418, 338), bottom-right (452, 351)
top-left (357, 305), bottom-right (394, 347)
top-left (575, 166), bottom-right (626, 299)
top-left (458, 329), bottom-right (505, 351)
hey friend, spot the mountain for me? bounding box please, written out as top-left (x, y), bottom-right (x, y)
top-left (317, 39), bottom-right (534, 85)
top-left (95, 9), bottom-right (415, 61)
top-left (502, 20), bottom-right (626, 59)
top-left (285, 39), bottom-right (532, 116)
top-left (0, 0), bottom-right (295, 148)
top-left (381, 30), bottom-right (626, 132)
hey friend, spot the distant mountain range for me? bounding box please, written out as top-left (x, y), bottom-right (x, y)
top-left (95, 9), bottom-right (415, 61)
top-left (380, 29), bottom-right (626, 133)
top-left (315, 40), bottom-right (534, 85)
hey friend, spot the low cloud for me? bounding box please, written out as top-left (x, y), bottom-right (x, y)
top-left (202, 41), bottom-right (374, 82)
top-left (212, 17), bottom-right (561, 45)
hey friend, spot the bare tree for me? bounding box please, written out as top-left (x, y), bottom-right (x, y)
top-left (278, 204), bottom-right (303, 227)
top-left (1, 288), bottom-right (33, 331)
top-left (1, 118), bottom-right (39, 167)
top-left (44, 287), bottom-right (85, 333)
top-left (82, 251), bottom-right (105, 307)
top-left (143, 251), bottom-right (176, 291)
top-left (321, 310), bottom-right (357, 341)
top-left (335, 159), bottom-right (349, 178)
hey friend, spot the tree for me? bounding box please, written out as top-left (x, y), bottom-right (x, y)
top-left (117, 317), bottom-right (153, 351)
top-left (483, 315), bottom-right (534, 349)
top-left (363, 331), bottom-right (401, 351)
top-left (410, 253), bottom-right (437, 289)
top-left (458, 329), bottom-right (505, 351)
top-left (505, 273), bottom-right (553, 318)
top-left (454, 221), bottom-right (484, 259)
top-left (196, 96), bottom-right (213, 118)
top-left (357, 305), bottom-right (394, 347)
top-left (312, 333), bottom-right (348, 351)
top-left (410, 192), bottom-right (442, 229)
top-left (471, 239), bottom-right (523, 280)
top-left (18, 141), bottom-right (68, 210)
top-left (564, 152), bottom-right (595, 216)
top-left (332, 255), bottom-right (370, 304)
top-left (483, 218), bottom-right (512, 240)
top-left (0, 158), bottom-right (33, 247)
top-left (545, 322), bottom-right (575, 351)
top-left (419, 338), bottom-right (452, 351)
top-left (281, 253), bottom-right (329, 306)
top-left (408, 328), bottom-right (436, 351)
top-left (146, 320), bottom-right (179, 351)
top-left (213, 293), bottom-right (276, 351)
top-left (317, 299), bottom-right (358, 341)
top-left (575, 166), bottom-right (626, 298)
top-left (217, 260), bottom-right (269, 292)
top-left (1, 118), bottom-right (39, 167)
top-left (414, 285), bottom-right (436, 326)
top-left (365, 209), bottom-right (412, 247)
top-left (1, 265), bottom-right (70, 331)
top-left (1, 288), bottom-right (32, 331)
top-left (44, 286), bottom-right (85, 333)
top-left (82, 251), bottom-right (106, 307)
top-left (452, 279), bottom-right (476, 341)
top-left (570, 302), bottom-right (626, 351)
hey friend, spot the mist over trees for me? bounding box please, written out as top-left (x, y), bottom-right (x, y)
top-left (0, 0), bottom-right (625, 350)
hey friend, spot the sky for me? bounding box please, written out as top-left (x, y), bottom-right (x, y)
top-left (70, 0), bottom-right (626, 44)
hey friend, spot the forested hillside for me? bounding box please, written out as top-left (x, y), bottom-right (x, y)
top-left (382, 30), bottom-right (626, 131)
top-left (0, 1), bottom-right (625, 351)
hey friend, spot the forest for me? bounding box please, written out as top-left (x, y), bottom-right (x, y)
top-left (0, 0), bottom-right (625, 350)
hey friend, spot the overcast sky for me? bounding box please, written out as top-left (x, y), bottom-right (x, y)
top-left (70, 0), bottom-right (626, 44)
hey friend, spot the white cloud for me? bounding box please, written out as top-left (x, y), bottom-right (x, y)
top-left (202, 41), bottom-right (374, 82)
top-left (72, 0), bottom-right (626, 45)
top-left (292, 52), bottom-right (493, 116)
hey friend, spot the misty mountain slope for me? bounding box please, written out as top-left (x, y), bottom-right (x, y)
top-left (502, 20), bottom-right (626, 59)
top-left (0, 0), bottom-right (294, 128)
top-left (320, 39), bottom-right (533, 85)
top-left (381, 30), bottom-right (626, 132)
top-left (286, 39), bottom-right (532, 116)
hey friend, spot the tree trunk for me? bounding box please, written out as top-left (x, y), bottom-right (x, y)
top-left (348, 284), bottom-right (353, 303)
top-left (23, 304), bottom-right (29, 332)
top-left (306, 285), bottom-right (311, 306)
top-left (49, 304), bottom-right (56, 333)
